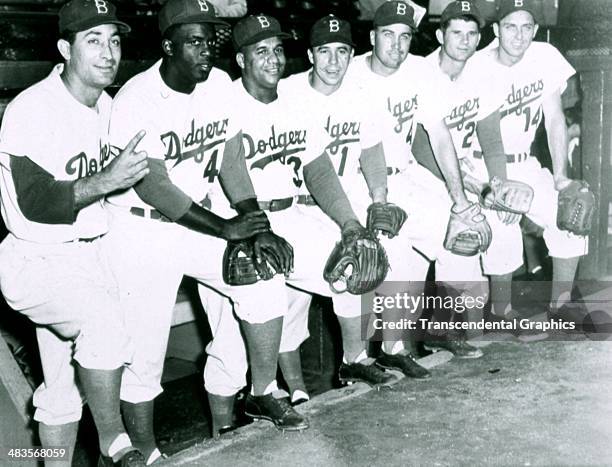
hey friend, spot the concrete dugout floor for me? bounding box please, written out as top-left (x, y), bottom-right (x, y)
top-left (163, 340), bottom-right (612, 467)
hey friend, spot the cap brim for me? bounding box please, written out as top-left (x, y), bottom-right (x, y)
top-left (62, 17), bottom-right (131, 34)
top-left (165, 14), bottom-right (230, 33)
top-left (234, 30), bottom-right (292, 50)
top-left (441, 13), bottom-right (485, 28)
top-left (497, 7), bottom-right (539, 23)
top-left (374, 18), bottom-right (417, 30)
top-left (310, 37), bottom-right (355, 48)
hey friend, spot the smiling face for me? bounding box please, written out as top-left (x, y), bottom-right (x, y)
top-left (439, 18), bottom-right (480, 63)
top-left (308, 42), bottom-right (353, 94)
top-left (494, 10), bottom-right (538, 64)
top-left (61, 23), bottom-right (121, 90)
top-left (164, 23), bottom-right (217, 84)
top-left (238, 36), bottom-right (286, 92)
top-left (370, 23), bottom-right (412, 75)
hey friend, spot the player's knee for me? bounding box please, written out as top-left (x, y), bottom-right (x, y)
top-left (72, 320), bottom-right (134, 370)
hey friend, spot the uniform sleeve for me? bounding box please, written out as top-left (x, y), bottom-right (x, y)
top-left (109, 89), bottom-right (165, 161)
top-left (0, 97), bottom-right (53, 169)
top-left (468, 57), bottom-right (507, 122)
top-left (413, 62), bottom-right (449, 132)
top-left (540, 43), bottom-right (575, 97)
top-left (359, 99), bottom-right (383, 150)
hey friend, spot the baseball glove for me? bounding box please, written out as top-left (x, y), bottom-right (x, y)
top-left (366, 202), bottom-right (407, 238)
top-left (222, 240), bottom-right (275, 286)
top-left (444, 203), bottom-right (492, 256)
top-left (323, 225), bottom-right (389, 295)
top-left (481, 176), bottom-right (534, 214)
top-left (557, 180), bottom-right (596, 236)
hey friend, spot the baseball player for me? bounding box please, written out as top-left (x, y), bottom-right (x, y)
top-left (278, 14), bottom-right (437, 379)
top-left (472, 0), bottom-right (588, 324)
top-left (0, 0), bottom-right (148, 465)
top-left (338, 1), bottom-right (491, 372)
top-left (199, 12), bottom-right (397, 416)
top-left (103, 0), bottom-right (306, 459)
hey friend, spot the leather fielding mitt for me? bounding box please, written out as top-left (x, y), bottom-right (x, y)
top-left (222, 240), bottom-right (275, 286)
top-left (557, 180), bottom-right (596, 236)
top-left (481, 176), bottom-right (534, 214)
top-left (366, 202), bottom-right (407, 238)
top-left (324, 224), bottom-right (389, 295)
top-left (444, 203), bottom-right (492, 256)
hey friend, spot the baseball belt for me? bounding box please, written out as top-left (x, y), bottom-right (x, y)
top-left (472, 150), bottom-right (530, 163)
top-left (130, 207), bottom-right (172, 223)
top-left (257, 197), bottom-right (294, 212)
top-left (295, 194), bottom-right (317, 206)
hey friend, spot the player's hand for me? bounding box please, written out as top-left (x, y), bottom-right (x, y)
top-left (496, 210), bottom-right (521, 225)
top-left (253, 231), bottom-right (294, 276)
top-left (222, 211), bottom-right (270, 241)
top-left (104, 131), bottom-right (149, 191)
top-left (554, 175), bottom-right (573, 191)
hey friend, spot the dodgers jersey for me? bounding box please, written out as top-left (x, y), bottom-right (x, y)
top-left (226, 79), bottom-right (329, 200)
top-left (475, 41), bottom-right (575, 154)
top-left (279, 70), bottom-right (381, 197)
top-left (425, 48), bottom-right (506, 159)
top-left (107, 61), bottom-right (237, 210)
top-left (343, 53), bottom-right (448, 173)
top-left (0, 65), bottom-right (111, 243)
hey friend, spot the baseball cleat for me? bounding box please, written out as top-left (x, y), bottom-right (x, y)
top-left (376, 351), bottom-right (432, 379)
top-left (338, 361), bottom-right (396, 387)
top-left (424, 339), bottom-right (484, 359)
top-left (98, 449), bottom-right (146, 467)
top-left (485, 309), bottom-right (548, 342)
top-left (244, 394), bottom-right (309, 431)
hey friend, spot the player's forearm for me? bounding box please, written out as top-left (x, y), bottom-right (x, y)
top-left (476, 110), bottom-right (507, 180)
top-left (359, 142), bottom-right (387, 203)
top-left (219, 132), bottom-right (258, 207)
top-left (304, 152), bottom-right (359, 229)
top-left (545, 109), bottom-right (570, 183)
top-left (429, 122), bottom-right (470, 210)
top-left (73, 171), bottom-right (115, 211)
top-left (176, 203), bottom-right (227, 238)
top-left (10, 155), bottom-right (77, 224)
top-left (412, 124), bottom-right (444, 181)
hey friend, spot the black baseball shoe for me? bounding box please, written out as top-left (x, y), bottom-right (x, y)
top-left (485, 309), bottom-right (548, 342)
top-left (424, 338), bottom-right (483, 359)
top-left (244, 393), bottom-right (309, 431)
top-left (376, 350), bottom-right (431, 379)
top-left (338, 360), bottom-right (396, 387)
top-left (548, 302), bottom-right (589, 333)
top-left (98, 449), bottom-right (145, 467)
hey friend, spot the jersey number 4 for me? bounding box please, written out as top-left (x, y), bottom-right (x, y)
top-left (202, 149), bottom-right (219, 182)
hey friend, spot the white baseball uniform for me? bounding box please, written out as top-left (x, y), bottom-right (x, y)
top-left (104, 61), bottom-right (288, 401)
top-left (0, 64), bottom-right (133, 425)
top-left (473, 41), bottom-right (588, 263)
top-left (425, 47), bottom-right (524, 276)
top-left (343, 53), bottom-right (483, 284)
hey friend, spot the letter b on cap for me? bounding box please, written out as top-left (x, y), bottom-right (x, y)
top-left (329, 19), bottom-right (339, 32)
top-left (515, 0), bottom-right (524, 6)
top-left (94, 0), bottom-right (108, 14)
top-left (196, 0), bottom-right (209, 11)
top-left (461, 1), bottom-right (471, 11)
top-left (396, 2), bottom-right (407, 15)
top-left (257, 15), bottom-right (270, 28)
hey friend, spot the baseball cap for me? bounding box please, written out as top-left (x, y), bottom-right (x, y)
top-left (497, 0), bottom-right (541, 23)
top-left (59, 0), bottom-right (130, 35)
top-left (373, 1), bottom-right (417, 30)
top-left (441, 1), bottom-right (485, 28)
top-left (159, 0), bottom-right (229, 36)
top-left (232, 14), bottom-right (291, 51)
top-left (310, 15), bottom-right (355, 48)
